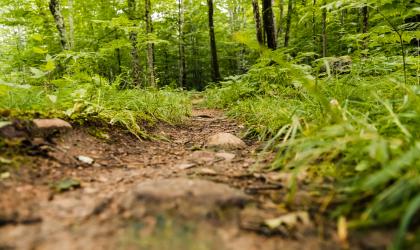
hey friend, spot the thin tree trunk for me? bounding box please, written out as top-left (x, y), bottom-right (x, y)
top-left (362, 5), bottom-right (369, 50)
top-left (178, 0), bottom-right (186, 88)
top-left (128, 0), bottom-right (141, 86)
top-left (68, 0), bottom-right (75, 49)
top-left (252, 0), bottom-right (264, 46)
top-left (284, 0), bottom-right (293, 47)
top-left (312, 0), bottom-right (316, 43)
top-left (262, 0), bottom-right (277, 49)
top-left (115, 31), bottom-right (122, 76)
top-left (321, 0), bottom-right (327, 57)
top-left (49, 0), bottom-right (69, 50)
top-left (145, 0), bottom-right (156, 87)
top-left (322, 0), bottom-right (327, 57)
top-left (277, 0), bottom-right (284, 40)
top-left (207, 0), bottom-right (221, 82)
top-left (339, 9), bottom-right (346, 52)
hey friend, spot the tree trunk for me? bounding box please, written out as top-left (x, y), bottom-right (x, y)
top-left (145, 0), bottom-right (156, 87)
top-left (262, 0), bottom-right (276, 49)
top-left (178, 0), bottom-right (187, 88)
top-left (277, 0), bottom-right (284, 40)
top-left (252, 0), bottom-right (264, 46)
top-left (49, 0), bottom-right (69, 50)
top-left (312, 0), bottom-right (316, 42)
top-left (321, 0), bottom-right (327, 57)
top-left (68, 0), bottom-right (75, 49)
top-left (128, 0), bottom-right (141, 87)
top-left (284, 0), bottom-right (293, 47)
top-left (361, 5), bottom-right (369, 51)
top-left (115, 31), bottom-right (122, 76)
top-left (207, 0), bottom-right (221, 82)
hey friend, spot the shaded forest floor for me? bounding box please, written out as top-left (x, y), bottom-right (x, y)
top-left (0, 104), bottom-right (393, 250)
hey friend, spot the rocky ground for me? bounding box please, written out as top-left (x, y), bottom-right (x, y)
top-left (0, 108), bottom-right (392, 250)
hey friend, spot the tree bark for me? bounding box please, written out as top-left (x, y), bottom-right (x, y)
top-left (284, 0), bottom-right (293, 47)
top-left (178, 0), bottom-right (187, 88)
top-left (207, 0), bottom-right (221, 82)
top-left (49, 0), bottom-right (69, 50)
top-left (262, 0), bottom-right (276, 49)
top-left (68, 0), bottom-right (75, 49)
top-left (321, 0), bottom-right (327, 57)
top-left (145, 0), bottom-right (156, 87)
top-left (312, 0), bottom-right (316, 42)
top-left (128, 0), bottom-right (141, 87)
top-left (361, 5), bottom-right (369, 50)
top-left (277, 0), bottom-right (284, 40)
top-left (252, 0), bottom-right (264, 46)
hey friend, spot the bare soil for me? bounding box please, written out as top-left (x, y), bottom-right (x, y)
top-left (0, 108), bottom-right (392, 250)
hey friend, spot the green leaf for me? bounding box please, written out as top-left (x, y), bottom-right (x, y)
top-left (53, 179), bottom-right (81, 192)
top-left (29, 67), bottom-right (48, 79)
top-left (32, 47), bottom-right (48, 54)
top-left (393, 194), bottom-right (420, 249)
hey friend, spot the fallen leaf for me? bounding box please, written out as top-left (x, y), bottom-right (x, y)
top-left (337, 216), bottom-right (349, 248)
top-left (176, 162), bottom-right (197, 170)
top-left (265, 211), bottom-right (311, 229)
top-left (197, 168), bottom-right (217, 175)
top-left (54, 179), bottom-right (81, 192)
top-left (0, 157), bottom-right (12, 164)
top-left (77, 155), bottom-right (94, 165)
top-left (0, 172), bottom-right (11, 179)
top-left (0, 121), bottom-right (12, 129)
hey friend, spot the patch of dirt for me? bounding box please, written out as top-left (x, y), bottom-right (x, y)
top-left (0, 109), bottom-right (392, 250)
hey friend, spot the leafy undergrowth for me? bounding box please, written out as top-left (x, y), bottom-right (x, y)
top-left (205, 50), bottom-right (420, 249)
top-left (0, 82), bottom-right (191, 139)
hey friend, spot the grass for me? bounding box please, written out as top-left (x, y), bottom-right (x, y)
top-left (204, 50), bottom-right (420, 249)
top-left (0, 82), bottom-right (191, 138)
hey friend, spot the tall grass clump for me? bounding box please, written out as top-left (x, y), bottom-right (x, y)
top-left (205, 50), bottom-right (419, 248)
top-left (0, 81), bottom-right (191, 138)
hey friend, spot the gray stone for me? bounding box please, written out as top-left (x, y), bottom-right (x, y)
top-left (175, 162), bottom-right (197, 170)
top-left (206, 133), bottom-right (246, 150)
top-left (215, 152), bottom-right (236, 161)
top-left (120, 178), bottom-right (250, 217)
top-left (188, 150), bottom-right (216, 164)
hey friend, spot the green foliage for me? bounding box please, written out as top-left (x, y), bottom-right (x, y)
top-left (205, 48), bottom-right (419, 246)
top-left (0, 82), bottom-right (191, 138)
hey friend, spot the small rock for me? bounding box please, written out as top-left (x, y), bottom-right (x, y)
top-left (0, 121), bottom-right (27, 139)
top-left (206, 133), bottom-right (246, 150)
top-left (77, 155), bottom-right (94, 165)
top-left (197, 168), bottom-right (217, 175)
top-left (31, 118), bottom-right (72, 137)
top-left (176, 162), bottom-right (197, 170)
top-left (189, 150), bottom-right (216, 164)
top-left (119, 178), bottom-right (250, 216)
top-left (215, 152), bottom-right (236, 161)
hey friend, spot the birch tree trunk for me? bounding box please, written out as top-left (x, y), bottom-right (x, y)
top-left (128, 0), bottom-right (141, 87)
top-left (49, 0), bottom-right (69, 50)
top-left (145, 0), bottom-right (156, 87)
top-left (321, 0), bottom-right (327, 57)
top-left (68, 0), bottom-right (75, 49)
top-left (178, 0), bottom-right (187, 88)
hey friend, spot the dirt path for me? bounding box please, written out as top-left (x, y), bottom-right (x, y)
top-left (0, 108), bottom-right (387, 250)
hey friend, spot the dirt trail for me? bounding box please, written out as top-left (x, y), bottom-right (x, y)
top-left (0, 108), bottom-right (387, 250)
